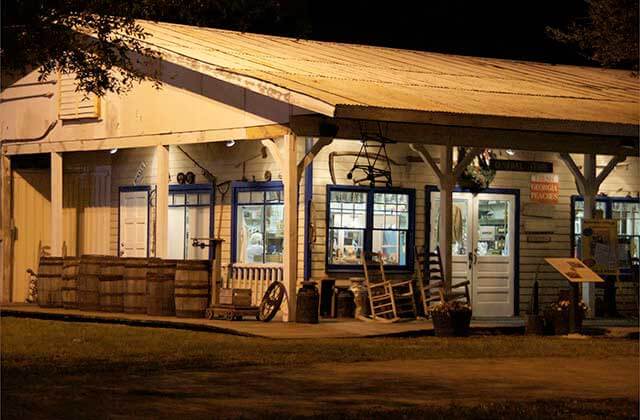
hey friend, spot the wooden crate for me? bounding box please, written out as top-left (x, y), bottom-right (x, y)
top-left (219, 288), bottom-right (252, 306)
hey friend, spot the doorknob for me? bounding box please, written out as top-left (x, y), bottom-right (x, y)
top-left (473, 249), bottom-right (478, 265)
top-left (468, 252), bottom-right (473, 269)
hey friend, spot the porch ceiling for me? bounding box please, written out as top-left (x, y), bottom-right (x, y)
top-left (134, 20), bottom-right (639, 139)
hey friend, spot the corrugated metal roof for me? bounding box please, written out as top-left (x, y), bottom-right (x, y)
top-left (137, 20), bottom-right (639, 128)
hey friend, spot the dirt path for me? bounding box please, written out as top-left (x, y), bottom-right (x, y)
top-left (3, 357), bottom-right (638, 418)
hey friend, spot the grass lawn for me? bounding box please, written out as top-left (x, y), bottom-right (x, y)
top-left (2, 317), bottom-right (639, 419)
top-left (2, 317), bottom-right (638, 374)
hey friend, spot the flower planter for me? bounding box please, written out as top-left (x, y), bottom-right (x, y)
top-left (552, 309), bottom-right (583, 335)
top-left (431, 309), bottom-right (472, 337)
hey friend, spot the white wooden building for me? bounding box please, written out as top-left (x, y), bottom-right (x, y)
top-left (1, 20), bottom-right (638, 320)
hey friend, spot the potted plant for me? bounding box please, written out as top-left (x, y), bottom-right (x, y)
top-left (544, 299), bottom-right (589, 335)
top-left (429, 300), bottom-right (472, 337)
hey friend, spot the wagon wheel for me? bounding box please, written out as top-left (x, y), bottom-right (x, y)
top-left (259, 281), bottom-right (286, 322)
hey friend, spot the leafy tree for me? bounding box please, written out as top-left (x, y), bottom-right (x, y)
top-left (546, 0), bottom-right (639, 69)
top-left (1, 1), bottom-right (283, 95)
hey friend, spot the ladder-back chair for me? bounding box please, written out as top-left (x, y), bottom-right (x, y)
top-left (362, 252), bottom-right (416, 321)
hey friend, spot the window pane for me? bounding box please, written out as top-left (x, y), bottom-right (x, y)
top-left (238, 191), bottom-right (251, 204)
top-left (251, 191), bottom-right (264, 203)
top-left (329, 229), bottom-right (364, 264)
top-left (477, 200), bottom-right (509, 256)
top-left (329, 191), bottom-right (367, 229)
top-left (265, 205), bottom-right (284, 263)
top-left (186, 193), bottom-right (198, 205)
top-left (372, 230), bottom-right (406, 265)
top-left (236, 205), bottom-right (265, 263)
top-left (198, 193), bottom-right (211, 205)
top-left (173, 194), bottom-right (185, 205)
top-left (266, 190), bottom-right (283, 203)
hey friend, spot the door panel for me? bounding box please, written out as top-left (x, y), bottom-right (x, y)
top-left (119, 190), bottom-right (149, 257)
top-left (187, 206), bottom-right (210, 260)
top-left (472, 194), bottom-right (515, 317)
top-left (168, 206), bottom-right (186, 259)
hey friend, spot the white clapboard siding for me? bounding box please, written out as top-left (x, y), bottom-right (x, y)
top-left (58, 73), bottom-right (100, 120)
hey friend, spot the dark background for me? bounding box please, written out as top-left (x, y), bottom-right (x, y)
top-left (280, 0), bottom-right (589, 65)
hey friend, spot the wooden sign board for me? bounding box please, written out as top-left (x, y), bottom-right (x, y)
top-left (524, 219), bottom-right (554, 233)
top-left (530, 174), bottom-right (559, 204)
top-left (523, 203), bottom-right (554, 218)
top-left (545, 258), bottom-right (605, 283)
top-left (581, 219), bottom-right (618, 275)
top-left (491, 159), bottom-right (553, 173)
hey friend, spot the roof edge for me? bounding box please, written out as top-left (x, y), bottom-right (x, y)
top-left (335, 105), bottom-right (639, 138)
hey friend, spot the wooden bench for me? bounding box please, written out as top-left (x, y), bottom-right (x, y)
top-left (222, 263), bottom-right (283, 306)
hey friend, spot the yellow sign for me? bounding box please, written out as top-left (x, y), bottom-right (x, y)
top-left (545, 258), bottom-right (605, 283)
top-left (581, 219), bottom-right (618, 275)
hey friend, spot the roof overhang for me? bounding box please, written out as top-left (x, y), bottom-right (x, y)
top-left (290, 114), bottom-right (639, 156)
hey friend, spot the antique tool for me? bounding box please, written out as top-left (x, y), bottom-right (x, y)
top-left (329, 151), bottom-right (404, 185)
top-left (347, 135), bottom-right (395, 187)
top-left (215, 180), bottom-right (231, 238)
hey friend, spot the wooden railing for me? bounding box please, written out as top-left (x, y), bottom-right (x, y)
top-left (223, 263), bottom-right (283, 306)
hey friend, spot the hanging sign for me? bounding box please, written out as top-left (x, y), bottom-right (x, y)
top-left (530, 174), bottom-right (559, 204)
top-left (581, 219), bottom-right (618, 275)
top-left (491, 159), bottom-right (553, 173)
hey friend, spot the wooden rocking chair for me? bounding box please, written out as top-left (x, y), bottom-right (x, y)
top-left (362, 252), bottom-right (416, 321)
top-left (415, 246), bottom-right (470, 315)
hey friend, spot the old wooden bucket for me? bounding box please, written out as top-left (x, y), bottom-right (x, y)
top-left (123, 257), bottom-right (148, 314)
top-left (61, 257), bottom-right (80, 309)
top-left (77, 255), bottom-right (106, 311)
top-left (98, 257), bottom-right (125, 312)
top-left (146, 258), bottom-right (177, 316)
top-left (174, 260), bottom-right (210, 318)
top-left (37, 256), bottom-right (63, 308)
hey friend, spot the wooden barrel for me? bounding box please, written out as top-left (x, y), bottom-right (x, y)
top-left (123, 257), bottom-right (148, 314)
top-left (77, 255), bottom-right (105, 311)
top-left (175, 260), bottom-right (210, 318)
top-left (37, 256), bottom-right (63, 307)
top-left (98, 257), bottom-right (125, 312)
top-left (61, 257), bottom-right (80, 309)
top-left (146, 259), bottom-right (177, 316)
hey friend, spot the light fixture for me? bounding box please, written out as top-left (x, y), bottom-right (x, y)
top-left (109, 148), bottom-right (118, 154)
top-left (505, 149), bottom-right (515, 156)
top-left (226, 140), bottom-right (236, 148)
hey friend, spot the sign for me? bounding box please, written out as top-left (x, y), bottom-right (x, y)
top-left (478, 225), bottom-right (495, 241)
top-left (491, 159), bottom-right (553, 173)
top-left (545, 258), bottom-right (605, 283)
top-left (530, 174), bottom-right (559, 204)
top-left (581, 219), bottom-right (618, 275)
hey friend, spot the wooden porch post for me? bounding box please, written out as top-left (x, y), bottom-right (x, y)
top-left (439, 145), bottom-right (454, 292)
top-left (155, 145), bottom-right (169, 258)
top-left (559, 152), bottom-right (626, 317)
top-left (50, 152), bottom-right (63, 257)
top-left (1, 153), bottom-right (12, 302)
top-left (282, 133), bottom-right (299, 321)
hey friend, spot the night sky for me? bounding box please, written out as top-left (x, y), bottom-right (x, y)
top-left (278, 0), bottom-right (591, 66)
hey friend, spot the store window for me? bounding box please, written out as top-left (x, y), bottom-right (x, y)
top-left (327, 185), bottom-right (415, 271)
top-left (571, 196), bottom-right (640, 273)
top-left (232, 182), bottom-right (284, 264)
top-left (167, 185), bottom-right (213, 260)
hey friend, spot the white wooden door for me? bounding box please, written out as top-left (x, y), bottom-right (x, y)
top-left (471, 194), bottom-right (515, 317)
top-left (429, 191), bottom-right (515, 317)
top-left (119, 190), bottom-right (149, 257)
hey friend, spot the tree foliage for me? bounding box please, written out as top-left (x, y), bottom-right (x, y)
top-left (1, 1), bottom-right (283, 95)
top-left (546, 0), bottom-right (639, 69)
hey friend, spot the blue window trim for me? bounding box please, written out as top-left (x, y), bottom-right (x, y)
top-left (325, 184), bottom-right (416, 273)
top-left (168, 183), bottom-right (215, 259)
top-left (425, 185), bottom-right (520, 315)
top-left (230, 181), bottom-right (284, 263)
top-left (117, 185), bottom-right (151, 258)
top-left (570, 194), bottom-right (640, 276)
